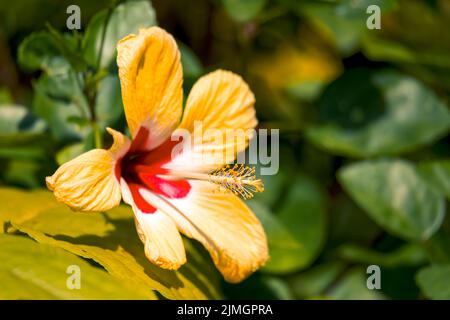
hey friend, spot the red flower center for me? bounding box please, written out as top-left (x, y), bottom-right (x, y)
top-left (117, 127), bottom-right (191, 213)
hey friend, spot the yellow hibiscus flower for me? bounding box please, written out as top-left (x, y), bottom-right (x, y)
top-left (46, 27), bottom-right (268, 283)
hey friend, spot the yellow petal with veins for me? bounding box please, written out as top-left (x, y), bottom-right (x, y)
top-left (168, 70), bottom-right (257, 172)
top-left (117, 27), bottom-right (183, 150)
top-left (46, 129), bottom-right (130, 212)
top-left (139, 180), bottom-right (269, 283)
top-left (120, 179), bottom-right (186, 269)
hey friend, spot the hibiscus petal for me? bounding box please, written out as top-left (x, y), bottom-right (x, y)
top-left (46, 128), bottom-right (129, 212)
top-left (167, 70), bottom-right (257, 172)
top-left (117, 27), bottom-right (183, 150)
top-left (140, 180), bottom-right (269, 283)
top-left (120, 179), bottom-right (186, 270)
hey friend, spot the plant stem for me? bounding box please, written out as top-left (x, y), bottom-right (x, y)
top-left (92, 121), bottom-right (102, 149)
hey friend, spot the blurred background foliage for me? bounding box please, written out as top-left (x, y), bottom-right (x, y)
top-left (1, 0), bottom-right (450, 299)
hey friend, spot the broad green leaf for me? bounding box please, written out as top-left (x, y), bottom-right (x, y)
top-left (289, 262), bottom-right (346, 299)
top-left (0, 88), bottom-right (13, 104)
top-left (33, 71), bottom-right (90, 141)
top-left (416, 265), bottom-right (450, 300)
top-left (18, 32), bottom-right (61, 72)
top-left (179, 42), bottom-right (203, 81)
top-left (291, 0), bottom-right (396, 55)
top-left (3, 160), bottom-right (41, 188)
top-left (338, 159), bottom-right (445, 241)
top-left (328, 193), bottom-right (381, 246)
top-left (325, 267), bottom-right (385, 300)
top-left (95, 74), bottom-right (124, 129)
top-left (294, 1), bottom-right (366, 55)
top-left (0, 188), bottom-right (59, 231)
top-left (336, 0), bottom-right (397, 20)
top-left (417, 160), bottom-right (450, 200)
top-left (306, 71), bottom-right (450, 157)
top-left (1, 188), bottom-right (221, 299)
top-left (251, 174), bottom-right (327, 274)
top-left (0, 104), bottom-right (45, 135)
top-left (18, 30), bottom-right (84, 73)
top-left (0, 234), bottom-right (154, 299)
top-left (55, 143), bottom-right (87, 165)
top-left (0, 105), bottom-right (47, 159)
top-left (248, 200), bottom-right (303, 274)
top-left (14, 208), bottom-right (221, 300)
top-left (336, 243), bottom-right (427, 268)
top-left (423, 230), bottom-right (450, 264)
top-left (252, 145), bottom-right (296, 208)
top-left (362, 0), bottom-right (450, 69)
top-left (222, 0), bottom-right (266, 22)
top-left (83, 0), bottom-right (157, 69)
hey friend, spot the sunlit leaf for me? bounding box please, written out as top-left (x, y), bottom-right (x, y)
top-left (0, 234), bottom-right (154, 299)
top-left (0, 188), bottom-right (222, 299)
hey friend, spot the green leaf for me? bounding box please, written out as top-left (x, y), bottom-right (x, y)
top-left (179, 42), bottom-right (203, 81)
top-left (0, 104), bottom-right (45, 136)
top-left (326, 267), bottom-right (386, 300)
top-left (416, 265), bottom-right (450, 299)
top-left (18, 32), bottom-right (61, 72)
top-left (306, 70), bottom-right (450, 157)
top-left (362, 0), bottom-right (450, 69)
top-left (0, 234), bottom-right (155, 299)
top-left (222, 0), bottom-right (267, 22)
top-left (250, 174), bottom-right (327, 274)
top-left (329, 193), bottom-right (381, 246)
top-left (0, 87), bottom-right (14, 104)
top-left (0, 188), bottom-right (59, 230)
top-left (248, 200), bottom-right (303, 274)
top-left (289, 262), bottom-right (346, 299)
top-left (294, 1), bottom-right (366, 55)
top-left (3, 160), bottom-right (41, 188)
top-left (18, 30), bottom-right (84, 73)
top-left (83, 0), bottom-right (157, 69)
top-left (55, 143), bottom-right (87, 165)
top-left (45, 24), bottom-right (87, 71)
top-left (423, 230), bottom-right (450, 264)
top-left (338, 159), bottom-right (445, 241)
top-left (336, 243), bottom-right (428, 268)
top-left (336, 0), bottom-right (397, 20)
top-left (33, 71), bottom-right (90, 141)
top-left (252, 145), bottom-right (295, 208)
top-left (95, 74), bottom-right (124, 129)
top-left (417, 160), bottom-right (450, 200)
top-left (1, 188), bottom-right (221, 299)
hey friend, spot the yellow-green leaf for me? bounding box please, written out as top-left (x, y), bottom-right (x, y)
top-left (1, 188), bottom-right (222, 299)
top-left (0, 233), bottom-right (154, 299)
